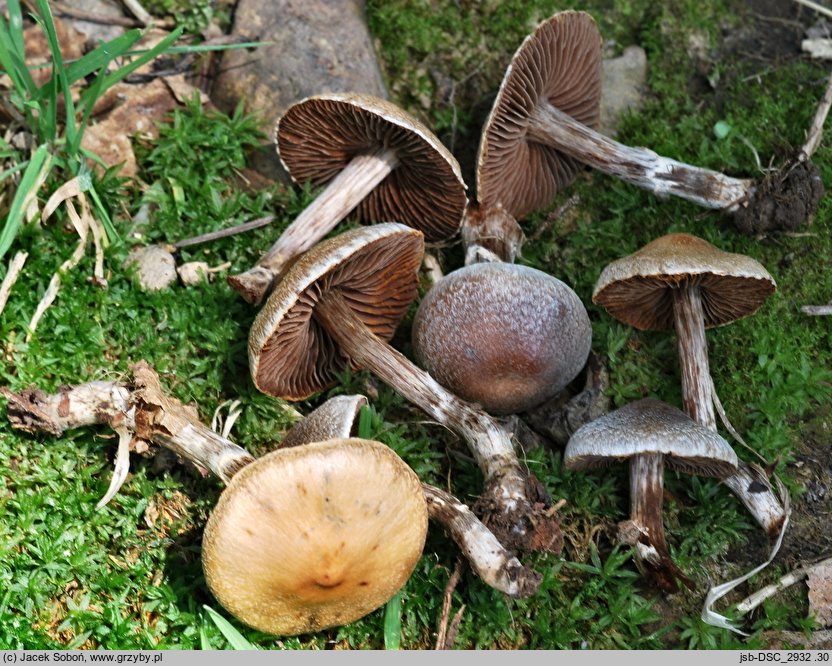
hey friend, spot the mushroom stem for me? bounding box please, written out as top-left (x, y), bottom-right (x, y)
top-left (527, 103), bottom-right (753, 210)
top-left (3, 371), bottom-right (549, 597)
top-left (2, 364), bottom-right (254, 484)
top-left (313, 289), bottom-right (561, 553)
top-left (228, 147), bottom-right (400, 305)
top-left (624, 453), bottom-right (693, 593)
top-left (422, 484), bottom-right (542, 598)
top-left (671, 285), bottom-right (786, 537)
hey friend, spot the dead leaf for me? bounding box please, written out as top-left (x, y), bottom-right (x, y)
top-left (808, 559), bottom-right (832, 627)
top-left (81, 79), bottom-right (180, 176)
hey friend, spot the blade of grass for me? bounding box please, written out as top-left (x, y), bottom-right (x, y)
top-left (358, 405), bottom-right (374, 439)
top-left (199, 626), bottom-right (214, 650)
top-left (383, 592), bottom-right (403, 650)
top-left (0, 144), bottom-right (52, 261)
top-left (64, 30), bottom-right (144, 86)
top-left (0, 18), bottom-right (38, 102)
top-left (203, 606), bottom-right (257, 650)
top-left (34, 0), bottom-right (76, 152)
top-left (123, 40), bottom-right (271, 57)
top-left (94, 26), bottom-right (184, 93)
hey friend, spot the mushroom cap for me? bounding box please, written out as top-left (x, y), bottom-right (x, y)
top-left (592, 233), bottom-right (776, 331)
top-left (411, 262), bottom-right (592, 414)
top-left (275, 92), bottom-right (467, 242)
top-left (202, 438), bottom-right (428, 636)
top-left (564, 398), bottom-right (738, 477)
top-left (476, 11), bottom-right (603, 220)
top-left (249, 223), bottom-right (424, 400)
top-left (281, 394), bottom-right (367, 449)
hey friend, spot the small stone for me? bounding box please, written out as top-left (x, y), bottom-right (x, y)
top-left (177, 261), bottom-right (211, 286)
top-left (211, 0), bottom-right (388, 180)
top-left (124, 245), bottom-right (177, 291)
top-left (600, 46), bottom-right (648, 136)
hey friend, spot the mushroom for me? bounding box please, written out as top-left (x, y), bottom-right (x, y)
top-left (2, 371), bottom-right (541, 603)
top-left (280, 392), bottom-right (542, 598)
top-left (228, 93), bottom-right (467, 305)
top-left (1, 365), bottom-right (428, 635)
top-left (411, 261), bottom-right (591, 415)
top-left (249, 222), bottom-right (561, 554)
top-left (564, 398), bottom-right (738, 592)
top-left (202, 437), bottom-right (428, 635)
top-left (473, 10), bottom-right (822, 238)
top-left (592, 232), bottom-right (786, 537)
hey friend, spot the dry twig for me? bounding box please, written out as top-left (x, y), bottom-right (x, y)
top-left (435, 559), bottom-right (465, 650)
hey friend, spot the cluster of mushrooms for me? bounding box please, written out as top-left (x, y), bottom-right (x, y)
top-left (3, 9), bottom-right (800, 639)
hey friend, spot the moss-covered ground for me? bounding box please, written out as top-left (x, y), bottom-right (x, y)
top-left (1, 0), bottom-right (830, 650)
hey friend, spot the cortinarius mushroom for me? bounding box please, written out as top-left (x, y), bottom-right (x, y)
top-left (202, 437), bottom-right (427, 635)
top-left (593, 233), bottom-right (786, 537)
top-left (3, 376), bottom-right (540, 617)
top-left (1, 366), bottom-right (428, 635)
top-left (564, 398), bottom-right (738, 592)
top-left (228, 93), bottom-right (467, 305)
top-left (249, 223), bottom-right (562, 554)
top-left (474, 10), bottom-right (822, 237)
top-left (412, 261), bottom-right (591, 414)
top-left (280, 393), bottom-right (542, 598)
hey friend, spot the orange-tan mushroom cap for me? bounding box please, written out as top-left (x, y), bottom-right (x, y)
top-left (476, 11), bottom-right (603, 220)
top-left (249, 223), bottom-right (424, 400)
top-left (593, 233), bottom-right (776, 331)
top-left (276, 92), bottom-right (467, 242)
top-left (202, 438), bottom-right (428, 636)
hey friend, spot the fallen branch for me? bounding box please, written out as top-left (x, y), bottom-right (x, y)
top-left (801, 304), bottom-right (832, 315)
top-left (794, 0), bottom-right (832, 20)
top-left (736, 556), bottom-right (832, 614)
top-left (173, 215), bottom-right (275, 249)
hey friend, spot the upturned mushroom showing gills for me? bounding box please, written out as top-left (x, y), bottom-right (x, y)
top-left (228, 93), bottom-right (467, 305)
top-left (593, 233), bottom-right (786, 538)
top-left (249, 222), bottom-right (562, 554)
top-left (411, 261), bottom-right (591, 415)
top-left (202, 437), bottom-right (428, 635)
top-left (565, 398), bottom-right (738, 593)
top-left (475, 10), bottom-right (822, 236)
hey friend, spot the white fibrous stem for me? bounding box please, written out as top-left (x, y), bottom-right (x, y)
top-left (422, 484), bottom-right (541, 597)
top-left (672, 285), bottom-right (786, 537)
top-left (313, 290), bottom-right (561, 553)
top-left (624, 453), bottom-right (692, 593)
top-left (2, 363), bottom-right (254, 486)
top-left (527, 103), bottom-right (753, 210)
top-left (229, 148), bottom-right (399, 305)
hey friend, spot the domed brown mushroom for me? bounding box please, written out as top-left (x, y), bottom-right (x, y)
top-left (593, 233), bottom-right (785, 537)
top-left (202, 437), bottom-right (427, 636)
top-left (565, 398), bottom-right (738, 593)
top-left (249, 223), bottom-right (562, 555)
top-left (228, 93), bottom-right (467, 305)
top-left (412, 261), bottom-right (591, 414)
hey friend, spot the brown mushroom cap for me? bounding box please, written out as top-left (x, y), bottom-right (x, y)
top-left (476, 11), bottom-right (602, 220)
top-left (412, 262), bottom-right (592, 414)
top-left (276, 92), bottom-right (467, 242)
top-left (592, 233), bottom-right (776, 331)
top-left (202, 437), bottom-right (428, 636)
top-left (564, 398), bottom-right (737, 477)
top-left (249, 223), bottom-right (424, 400)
